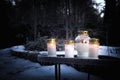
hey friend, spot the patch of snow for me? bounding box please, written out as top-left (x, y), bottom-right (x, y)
top-left (10, 45), bottom-right (25, 52)
top-left (0, 48), bottom-right (11, 54)
top-left (99, 46), bottom-right (120, 58)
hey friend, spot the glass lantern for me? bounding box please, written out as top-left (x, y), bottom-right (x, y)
top-left (64, 40), bottom-right (74, 58)
top-left (89, 38), bottom-right (100, 58)
top-left (75, 30), bottom-right (90, 58)
top-left (47, 38), bottom-right (56, 57)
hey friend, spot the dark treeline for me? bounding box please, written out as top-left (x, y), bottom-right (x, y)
top-left (0, 0), bottom-right (120, 49)
top-left (103, 0), bottom-right (120, 47)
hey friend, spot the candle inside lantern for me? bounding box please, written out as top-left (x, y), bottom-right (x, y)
top-left (75, 30), bottom-right (90, 58)
top-left (65, 40), bottom-right (74, 58)
top-left (89, 38), bottom-right (100, 58)
top-left (47, 38), bottom-right (56, 57)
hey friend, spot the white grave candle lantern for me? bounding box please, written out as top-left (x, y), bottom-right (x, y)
top-left (89, 38), bottom-right (99, 58)
top-left (65, 40), bottom-right (74, 58)
top-left (75, 30), bottom-right (90, 58)
top-left (47, 38), bottom-right (56, 57)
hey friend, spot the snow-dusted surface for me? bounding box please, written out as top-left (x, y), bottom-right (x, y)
top-left (0, 45), bottom-right (120, 80)
top-left (98, 46), bottom-right (120, 57)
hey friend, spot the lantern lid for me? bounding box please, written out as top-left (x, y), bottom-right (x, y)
top-left (89, 38), bottom-right (99, 44)
top-left (65, 40), bottom-right (74, 44)
top-left (78, 30), bottom-right (88, 36)
top-left (47, 38), bottom-right (56, 43)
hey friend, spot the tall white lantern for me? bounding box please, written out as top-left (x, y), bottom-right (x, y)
top-left (75, 30), bottom-right (90, 58)
top-left (89, 38), bottom-right (100, 58)
top-left (47, 38), bottom-right (56, 57)
top-left (65, 40), bottom-right (74, 58)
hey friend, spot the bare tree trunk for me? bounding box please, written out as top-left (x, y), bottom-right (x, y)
top-left (65, 0), bottom-right (69, 40)
top-left (33, 0), bottom-right (37, 41)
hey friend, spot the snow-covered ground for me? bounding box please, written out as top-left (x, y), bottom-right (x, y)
top-left (0, 45), bottom-right (120, 80)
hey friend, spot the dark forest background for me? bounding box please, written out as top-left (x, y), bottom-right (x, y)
top-left (0, 0), bottom-right (120, 49)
